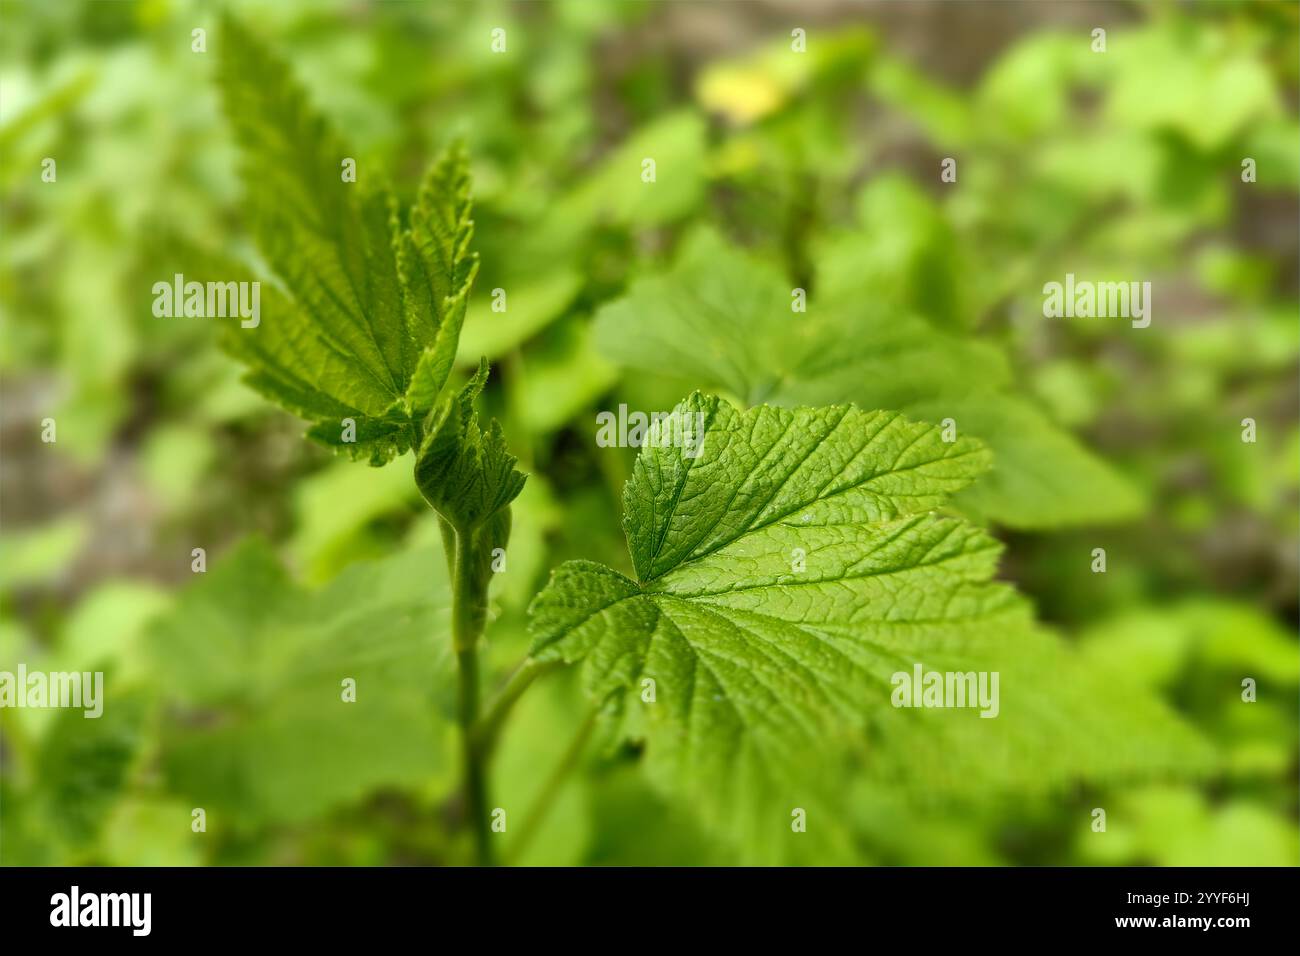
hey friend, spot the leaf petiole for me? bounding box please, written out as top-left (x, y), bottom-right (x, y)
top-left (505, 706), bottom-right (600, 866)
top-left (450, 526), bottom-right (493, 866)
top-left (472, 656), bottom-right (562, 758)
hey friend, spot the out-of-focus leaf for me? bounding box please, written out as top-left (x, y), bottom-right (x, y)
top-left (289, 455), bottom-right (420, 583)
top-left (1080, 600), bottom-right (1299, 689)
top-left (594, 227), bottom-right (1003, 406)
top-left (558, 111), bottom-right (707, 229)
top-left (594, 228), bottom-right (1143, 528)
top-left (906, 394), bottom-right (1147, 529)
top-left (146, 539), bottom-right (455, 826)
top-left (0, 515), bottom-right (87, 589)
top-left (141, 424), bottom-right (216, 515)
top-left (456, 268), bottom-right (583, 362)
top-left (1106, 29), bottom-right (1281, 151)
top-left (56, 581), bottom-right (169, 682)
top-left (868, 55), bottom-right (972, 148)
top-left (513, 318), bottom-right (620, 436)
top-left (36, 688), bottom-right (151, 844)
top-left (1079, 785), bottom-right (1299, 866)
top-left (101, 797), bottom-right (205, 867)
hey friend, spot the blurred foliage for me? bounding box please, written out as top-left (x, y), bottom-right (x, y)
top-left (1, 0), bottom-right (1296, 865)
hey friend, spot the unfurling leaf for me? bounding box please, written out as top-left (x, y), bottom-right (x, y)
top-left (400, 145), bottom-right (480, 415)
top-left (216, 15), bottom-right (477, 464)
top-left (415, 359), bottom-right (526, 533)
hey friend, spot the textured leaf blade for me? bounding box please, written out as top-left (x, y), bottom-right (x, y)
top-left (216, 17), bottom-right (478, 463)
top-left (623, 396), bottom-right (993, 582)
top-left (219, 15), bottom-right (408, 406)
top-left (529, 394), bottom-right (1207, 857)
top-left (400, 143), bottom-right (481, 414)
top-left (414, 360), bottom-right (527, 531)
top-left (530, 396), bottom-right (1012, 848)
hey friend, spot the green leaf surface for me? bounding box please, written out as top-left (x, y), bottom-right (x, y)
top-left (904, 394), bottom-right (1147, 528)
top-left (558, 110), bottom-right (707, 229)
top-left (594, 228), bottom-right (1144, 527)
top-left (456, 269), bottom-right (584, 362)
top-left (1105, 29), bottom-right (1280, 152)
top-left (146, 539), bottom-right (455, 826)
top-left (217, 16), bottom-right (476, 464)
top-left (399, 145), bottom-right (482, 413)
top-left (1078, 785), bottom-right (1300, 867)
top-left (529, 395), bottom-right (1209, 857)
top-left (35, 689), bottom-right (151, 845)
top-left (288, 455), bottom-right (420, 583)
top-left (594, 228), bottom-right (1003, 407)
top-left (414, 360), bottom-right (526, 532)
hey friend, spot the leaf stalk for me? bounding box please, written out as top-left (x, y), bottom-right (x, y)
top-left (450, 525), bottom-right (493, 866)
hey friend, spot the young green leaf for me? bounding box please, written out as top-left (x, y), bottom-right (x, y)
top-left (399, 146), bottom-right (480, 414)
top-left (529, 394), bottom-right (1208, 857)
top-left (414, 360), bottom-right (527, 643)
top-left (529, 395), bottom-right (1010, 840)
top-left (216, 16), bottom-right (477, 463)
top-left (415, 359), bottom-right (526, 533)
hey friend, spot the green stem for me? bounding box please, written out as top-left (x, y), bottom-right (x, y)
top-left (450, 526), bottom-right (493, 866)
top-left (506, 706), bottom-right (599, 865)
top-left (472, 657), bottom-right (561, 757)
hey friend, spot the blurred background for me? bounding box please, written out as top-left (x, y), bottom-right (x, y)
top-left (1, 0), bottom-right (1297, 865)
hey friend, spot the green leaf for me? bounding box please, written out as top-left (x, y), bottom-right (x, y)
top-left (1105, 29), bottom-right (1281, 152)
top-left (815, 174), bottom-right (980, 332)
top-left (399, 144), bottom-right (481, 412)
top-left (0, 515), bottom-right (88, 589)
top-left (512, 318), bottom-right (620, 436)
top-left (594, 228), bottom-right (1145, 528)
top-left (146, 539), bottom-right (455, 826)
top-left (557, 110), bottom-right (707, 229)
top-left (216, 16), bottom-right (477, 464)
top-left (904, 394), bottom-right (1147, 528)
top-left (414, 359), bottom-right (526, 532)
top-left (975, 32), bottom-right (1093, 143)
top-left (455, 269), bottom-right (583, 362)
top-left (1078, 785), bottom-right (1300, 867)
top-left (413, 360), bottom-right (527, 645)
top-left (528, 395), bottom-right (1001, 851)
top-left (529, 394), bottom-right (1208, 858)
top-left (288, 455), bottom-right (421, 583)
top-left (868, 56), bottom-right (972, 149)
top-left (594, 228), bottom-right (1004, 407)
top-left (36, 689), bottom-right (151, 845)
